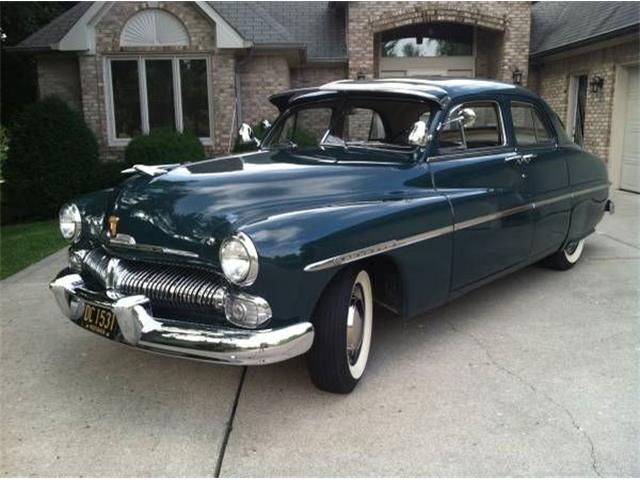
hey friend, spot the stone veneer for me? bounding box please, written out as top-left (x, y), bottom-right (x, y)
top-left (347, 1), bottom-right (531, 84)
top-left (531, 38), bottom-right (639, 162)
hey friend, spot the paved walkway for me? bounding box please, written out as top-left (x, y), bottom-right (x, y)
top-left (1, 191), bottom-right (638, 476)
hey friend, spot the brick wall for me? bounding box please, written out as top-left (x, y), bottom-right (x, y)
top-left (36, 56), bottom-right (82, 111)
top-left (347, 1), bottom-right (531, 84)
top-left (290, 65), bottom-right (348, 88)
top-left (532, 38), bottom-right (639, 162)
top-left (238, 56), bottom-right (290, 126)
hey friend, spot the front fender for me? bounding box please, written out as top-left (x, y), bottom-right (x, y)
top-left (241, 192), bottom-right (453, 327)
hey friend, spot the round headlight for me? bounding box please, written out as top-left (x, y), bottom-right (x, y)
top-left (219, 232), bottom-right (259, 286)
top-left (59, 203), bottom-right (82, 242)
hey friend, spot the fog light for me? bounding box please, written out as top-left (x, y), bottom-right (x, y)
top-left (224, 292), bottom-right (272, 328)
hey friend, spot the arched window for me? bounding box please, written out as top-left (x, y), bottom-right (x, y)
top-left (120, 9), bottom-right (189, 47)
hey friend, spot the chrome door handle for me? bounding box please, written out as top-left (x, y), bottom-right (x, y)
top-left (522, 154), bottom-right (537, 164)
top-left (505, 155), bottom-right (523, 164)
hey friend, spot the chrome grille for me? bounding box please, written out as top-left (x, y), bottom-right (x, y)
top-left (82, 248), bottom-right (225, 312)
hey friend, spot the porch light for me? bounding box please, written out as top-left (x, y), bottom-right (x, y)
top-left (589, 75), bottom-right (604, 94)
top-left (511, 67), bottom-right (523, 86)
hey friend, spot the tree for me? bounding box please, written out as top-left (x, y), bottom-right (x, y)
top-left (0, 2), bottom-right (77, 126)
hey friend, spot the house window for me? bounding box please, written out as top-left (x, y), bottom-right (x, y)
top-left (381, 23), bottom-right (473, 58)
top-left (107, 57), bottom-right (212, 144)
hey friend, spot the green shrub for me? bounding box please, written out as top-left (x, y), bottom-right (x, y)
top-left (124, 128), bottom-right (205, 166)
top-left (2, 97), bottom-right (99, 221)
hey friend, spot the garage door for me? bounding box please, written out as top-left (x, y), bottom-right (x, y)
top-left (620, 66), bottom-right (640, 193)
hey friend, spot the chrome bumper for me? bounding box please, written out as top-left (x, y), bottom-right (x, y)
top-left (49, 273), bottom-right (314, 365)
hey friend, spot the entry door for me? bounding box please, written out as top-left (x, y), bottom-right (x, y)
top-left (567, 75), bottom-right (588, 145)
top-left (620, 66), bottom-right (640, 193)
top-left (510, 101), bottom-right (571, 256)
top-left (430, 100), bottom-right (533, 290)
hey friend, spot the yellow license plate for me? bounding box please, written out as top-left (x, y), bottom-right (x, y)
top-left (81, 304), bottom-right (119, 339)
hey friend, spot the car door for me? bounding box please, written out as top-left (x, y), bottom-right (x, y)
top-left (509, 100), bottom-right (571, 257)
top-left (429, 98), bottom-right (534, 291)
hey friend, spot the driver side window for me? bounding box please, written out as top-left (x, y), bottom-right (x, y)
top-left (438, 101), bottom-right (504, 154)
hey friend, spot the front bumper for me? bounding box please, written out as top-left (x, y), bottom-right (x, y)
top-left (49, 273), bottom-right (314, 365)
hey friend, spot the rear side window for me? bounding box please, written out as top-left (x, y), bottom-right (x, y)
top-left (438, 101), bottom-right (504, 154)
top-left (511, 102), bottom-right (554, 146)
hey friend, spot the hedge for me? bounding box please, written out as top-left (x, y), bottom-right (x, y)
top-left (124, 128), bottom-right (205, 166)
top-left (2, 97), bottom-right (99, 221)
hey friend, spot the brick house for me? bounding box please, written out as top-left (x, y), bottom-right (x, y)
top-left (11, 1), bottom-right (640, 192)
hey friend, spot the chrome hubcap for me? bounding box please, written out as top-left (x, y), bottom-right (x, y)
top-left (565, 241), bottom-right (579, 255)
top-left (346, 283), bottom-right (365, 366)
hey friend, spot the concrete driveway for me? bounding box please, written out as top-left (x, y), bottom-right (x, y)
top-left (1, 191), bottom-right (638, 477)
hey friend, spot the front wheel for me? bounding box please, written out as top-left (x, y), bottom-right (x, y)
top-left (308, 268), bottom-right (373, 393)
top-left (542, 238), bottom-right (586, 270)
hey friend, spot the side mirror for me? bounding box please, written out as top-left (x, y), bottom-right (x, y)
top-left (440, 106), bottom-right (477, 129)
top-left (238, 123), bottom-right (260, 146)
top-left (408, 120), bottom-right (428, 146)
top-left (460, 108), bottom-right (477, 128)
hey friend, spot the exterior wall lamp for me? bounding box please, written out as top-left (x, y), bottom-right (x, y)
top-left (511, 67), bottom-right (523, 86)
top-left (589, 75), bottom-right (604, 94)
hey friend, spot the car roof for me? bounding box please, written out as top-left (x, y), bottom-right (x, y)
top-left (269, 77), bottom-right (540, 111)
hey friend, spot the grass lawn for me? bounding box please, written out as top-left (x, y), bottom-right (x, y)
top-left (0, 220), bottom-right (66, 280)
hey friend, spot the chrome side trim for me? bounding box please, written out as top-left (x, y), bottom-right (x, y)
top-left (303, 225), bottom-right (454, 272)
top-left (303, 183), bottom-right (609, 272)
top-left (454, 203), bottom-right (531, 231)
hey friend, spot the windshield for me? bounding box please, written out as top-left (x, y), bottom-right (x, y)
top-left (263, 97), bottom-right (434, 152)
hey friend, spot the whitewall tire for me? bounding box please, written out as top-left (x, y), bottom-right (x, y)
top-left (308, 267), bottom-right (373, 393)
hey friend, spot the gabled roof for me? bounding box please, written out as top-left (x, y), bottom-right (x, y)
top-left (10, 2), bottom-right (92, 52)
top-left (11, 1), bottom-right (347, 62)
top-left (530, 1), bottom-right (640, 57)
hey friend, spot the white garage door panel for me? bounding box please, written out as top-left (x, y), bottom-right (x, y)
top-left (620, 66), bottom-right (640, 193)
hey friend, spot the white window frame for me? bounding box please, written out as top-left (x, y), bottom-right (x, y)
top-left (104, 55), bottom-right (214, 147)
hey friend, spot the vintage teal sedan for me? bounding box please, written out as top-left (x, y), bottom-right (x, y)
top-left (51, 79), bottom-right (614, 393)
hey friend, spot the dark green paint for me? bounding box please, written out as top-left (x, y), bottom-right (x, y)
top-left (67, 82), bottom-right (610, 329)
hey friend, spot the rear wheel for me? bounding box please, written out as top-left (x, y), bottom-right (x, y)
top-left (542, 238), bottom-right (586, 270)
top-left (308, 268), bottom-right (373, 393)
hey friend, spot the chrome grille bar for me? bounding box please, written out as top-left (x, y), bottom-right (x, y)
top-left (81, 248), bottom-right (225, 313)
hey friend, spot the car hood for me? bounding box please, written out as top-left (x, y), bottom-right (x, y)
top-left (108, 147), bottom-right (421, 262)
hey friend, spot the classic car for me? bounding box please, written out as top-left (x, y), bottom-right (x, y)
top-left (50, 78), bottom-right (614, 393)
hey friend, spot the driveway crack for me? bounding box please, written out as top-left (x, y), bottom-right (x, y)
top-left (214, 366), bottom-right (247, 477)
top-left (446, 320), bottom-right (603, 477)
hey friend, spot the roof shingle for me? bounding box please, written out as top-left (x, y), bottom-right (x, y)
top-left (13, 2), bottom-right (92, 51)
top-left (530, 1), bottom-right (640, 56)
